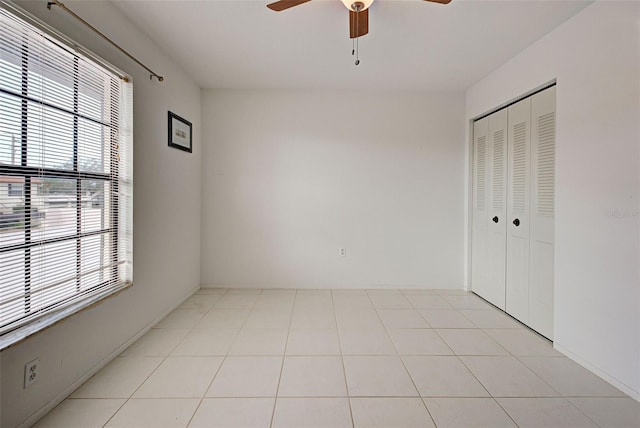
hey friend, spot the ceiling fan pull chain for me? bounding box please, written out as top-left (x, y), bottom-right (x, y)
top-left (352, 38), bottom-right (355, 56)
top-left (355, 9), bottom-right (360, 65)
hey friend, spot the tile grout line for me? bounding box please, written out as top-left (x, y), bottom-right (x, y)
top-left (331, 289), bottom-right (356, 428)
top-left (268, 288), bottom-right (298, 428)
top-left (508, 353), bottom-right (611, 428)
top-left (375, 291), bottom-right (554, 427)
top-left (429, 293), bottom-right (518, 428)
top-left (559, 398), bottom-right (607, 428)
top-left (454, 353), bottom-right (533, 428)
top-left (365, 290), bottom-right (439, 428)
top-left (99, 397), bottom-right (128, 428)
top-left (164, 289), bottom-right (230, 426)
top-left (101, 287), bottom-right (230, 427)
top-left (185, 287), bottom-right (249, 427)
top-left (445, 302), bottom-right (540, 423)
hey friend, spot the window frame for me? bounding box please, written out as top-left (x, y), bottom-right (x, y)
top-left (0, 1), bottom-right (133, 349)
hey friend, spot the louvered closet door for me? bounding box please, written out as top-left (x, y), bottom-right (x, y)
top-left (484, 109), bottom-right (508, 309)
top-left (472, 111), bottom-right (507, 310)
top-left (471, 118), bottom-right (491, 299)
top-left (529, 86), bottom-right (556, 339)
top-left (506, 97), bottom-right (531, 324)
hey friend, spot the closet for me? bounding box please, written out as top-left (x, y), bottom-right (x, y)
top-left (471, 85), bottom-right (555, 339)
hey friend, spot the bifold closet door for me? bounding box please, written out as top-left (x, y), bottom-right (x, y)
top-left (472, 86), bottom-right (555, 339)
top-left (471, 118), bottom-right (491, 303)
top-left (529, 86), bottom-right (556, 339)
top-left (506, 97), bottom-right (531, 324)
top-left (487, 110), bottom-right (508, 310)
top-left (471, 110), bottom-right (507, 310)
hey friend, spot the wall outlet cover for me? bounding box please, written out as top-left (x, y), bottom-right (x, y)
top-left (24, 358), bottom-right (40, 388)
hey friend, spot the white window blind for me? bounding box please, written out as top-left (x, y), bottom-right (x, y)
top-left (0, 2), bottom-right (132, 346)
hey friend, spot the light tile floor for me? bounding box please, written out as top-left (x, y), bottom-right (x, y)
top-left (35, 288), bottom-right (640, 428)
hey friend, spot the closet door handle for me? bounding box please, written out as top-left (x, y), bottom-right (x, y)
top-left (492, 216), bottom-right (499, 223)
top-left (513, 218), bottom-right (520, 227)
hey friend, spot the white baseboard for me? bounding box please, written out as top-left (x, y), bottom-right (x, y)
top-left (18, 285), bottom-right (200, 428)
top-left (200, 284), bottom-right (466, 290)
top-left (554, 343), bottom-right (640, 403)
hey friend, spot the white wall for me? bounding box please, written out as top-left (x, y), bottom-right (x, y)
top-left (465, 1), bottom-right (640, 399)
top-left (201, 90), bottom-right (465, 289)
top-left (1, 1), bottom-right (202, 426)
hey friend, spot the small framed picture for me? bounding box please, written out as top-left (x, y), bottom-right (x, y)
top-left (168, 111), bottom-right (192, 153)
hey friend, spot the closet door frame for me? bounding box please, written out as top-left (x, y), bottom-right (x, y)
top-left (469, 82), bottom-right (556, 339)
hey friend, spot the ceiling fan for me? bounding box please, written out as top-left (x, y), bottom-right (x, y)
top-left (266, 0), bottom-right (452, 40)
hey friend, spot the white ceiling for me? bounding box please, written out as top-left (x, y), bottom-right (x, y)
top-left (111, 0), bottom-right (591, 91)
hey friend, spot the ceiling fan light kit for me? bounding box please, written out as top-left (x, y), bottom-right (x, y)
top-left (267, 0), bottom-right (451, 65)
top-left (341, 0), bottom-right (374, 12)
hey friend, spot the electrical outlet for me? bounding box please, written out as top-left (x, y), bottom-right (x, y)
top-left (339, 248), bottom-right (346, 257)
top-left (24, 358), bottom-right (40, 388)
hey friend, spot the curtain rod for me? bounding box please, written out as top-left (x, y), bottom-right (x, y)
top-left (47, 0), bottom-right (164, 82)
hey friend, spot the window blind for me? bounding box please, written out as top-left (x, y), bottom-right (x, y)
top-left (0, 1), bottom-right (132, 345)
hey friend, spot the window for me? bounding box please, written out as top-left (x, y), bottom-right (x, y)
top-left (7, 182), bottom-right (23, 196)
top-left (0, 3), bottom-right (132, 346)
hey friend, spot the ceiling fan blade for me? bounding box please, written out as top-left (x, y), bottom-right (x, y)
top-left (267, 0), bottom-right (312, 12)
top-left (423, 0), bottom-right (452, 4)
top-left (349, 8), bottom-right (369, 39)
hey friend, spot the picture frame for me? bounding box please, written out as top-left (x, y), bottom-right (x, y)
top-left (168, 111), bottom-right (192, 153)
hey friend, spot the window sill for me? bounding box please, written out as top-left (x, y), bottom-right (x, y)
top-left (0, 282), bottom-right (133, 351)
